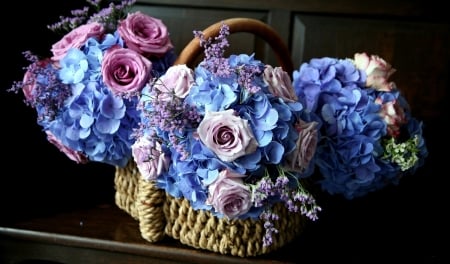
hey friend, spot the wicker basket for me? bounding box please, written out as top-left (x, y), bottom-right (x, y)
top-left (114, 18), bottom-right (305, 257)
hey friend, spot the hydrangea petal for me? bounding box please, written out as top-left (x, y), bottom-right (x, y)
top-left (100, 94), bottom-right (125, 119)
top-left (263, 141), bottom-right (284, 164)
top-left (80, 113), bottom-right (94, 128)
top-left (96, 114), bottom-right (121, 134)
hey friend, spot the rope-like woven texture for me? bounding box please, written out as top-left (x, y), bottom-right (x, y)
top-left (136, 177), bottom-right (166, 242)
top-left (114, 161), bottom-right (140, 219)
top-left (115, 161), bottom-right (166, 242)
top-left (163, 195), bottom-right (305, 257)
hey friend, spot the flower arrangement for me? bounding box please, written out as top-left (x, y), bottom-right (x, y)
top-left (131, 23), bottom-right (322, 247)
top-left (292, 53), bottom-right (428, 199)
top-left (8, 0), bottom-right (176, 167)
top-left (8, 0), bottom-right (428, 252)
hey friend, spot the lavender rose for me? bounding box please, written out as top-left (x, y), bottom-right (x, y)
top-left (153, 64), bottom-right (195, 101)
top-left (197, 109), bottom-right (258, 162)
top-left (353, 52), bottom-right (396, 91)
top-left (206, 169), bottom-right (252, 219)
top-left (284, 119), bottom-right (319, 172)
top-left (118, 11), bottom-right (174, 57)
top-left (132, 137), bottom-right (170, 181)
top-left (51, 22), bottom-right (104, 61)
top-left (263, 65), bottom-right (298, 102)
top-left (46, 131), bottom-right (88, 164)
top-left (101, 47), bottom-right (152, 95)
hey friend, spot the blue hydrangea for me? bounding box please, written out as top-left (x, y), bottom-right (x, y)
top-left (10, 0), bottom-right (178, 169)
top-left (133, 23), bottom-right (322, 246)
top-left (293, 56), bottom-right (428, 199)
top-left (149, 52), bottom-right (315, 218)
top-left (30, 29), bottom-right (175, 167)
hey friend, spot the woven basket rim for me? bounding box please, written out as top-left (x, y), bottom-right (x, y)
top-left (174, 17), bottom-right (293, 74)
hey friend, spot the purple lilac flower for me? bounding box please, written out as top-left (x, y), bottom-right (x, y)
top-left (48, 0), bottom-right (136, 33)
top-left (10, 52), bottom-right (72, 125)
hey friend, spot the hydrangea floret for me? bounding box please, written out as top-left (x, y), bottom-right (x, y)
top-left (131, 23), bottom-right (321, 247)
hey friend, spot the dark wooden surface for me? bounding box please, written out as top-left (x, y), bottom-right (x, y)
top-left (0, 169), bottom-right (446, 264)
top-left (0, 204), bottom-right (301, 264)
top-left (1, 0), bottom-right (448, 263)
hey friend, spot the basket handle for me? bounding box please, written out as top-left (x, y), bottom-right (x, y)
top-left (174, 17), bottom-right (294, 74)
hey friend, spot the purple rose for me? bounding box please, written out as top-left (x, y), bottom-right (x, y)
top-left (118, 11), bottom-right (174, 57)
top-left (46, 131), bottom-right (88, 164)
top-left (284, 120), bottom-right (319, 173)
top-left (154, 64), bottom-right (195, 101)
top-left (206, 169), bottom-right (252, 219)
top-left (197, 109), bottom-right (258, 162)
top-left (263, 65), bottom-right (298, 102)
top-left (101, 47), bottom-right (152, 95)
top-left (132, 137), bottom-right (170, 181)
top-left (51, 22), bottom-right (104, 61)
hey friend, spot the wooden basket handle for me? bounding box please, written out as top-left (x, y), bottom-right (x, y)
top-left (174, 17), bottom-right (294, 74)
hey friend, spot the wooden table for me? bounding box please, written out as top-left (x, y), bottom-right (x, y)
top-left (0, 189), bottom-right (445, 264)
top-left (0, 203), bottom-right (307, 264)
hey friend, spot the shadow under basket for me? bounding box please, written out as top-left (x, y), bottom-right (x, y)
top-left (114, 17), bottom-right (306, 257)
top-left (114, 160), bottom-right (306, 257)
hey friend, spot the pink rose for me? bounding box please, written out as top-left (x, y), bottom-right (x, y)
top-left (22, 59), bottom-right (53, 102)
top-left (197, 109), bottom-right (258, 162)
top-left (46, 131), bottom-right (88, 164)
top-left (375, 98), bottom-right (407, 138)
top-left (353, 52), bottom-right (396, 91)
top-left (132, 137), bottom-right (170, 181)
top-left (101, 47), bottom-right (152, 95)
top-left (206, 169), bottom-right (252, 219)
top-left (284, 120), bottom-right (319, 172)
top-left (153, 64), bottom-right (195, 101)
top-left (118, 11), bottom-right (174, 57)
top-left (263, 65), bottom-right (298, 102)
top-left (51, 22), bottom-right (104, 61)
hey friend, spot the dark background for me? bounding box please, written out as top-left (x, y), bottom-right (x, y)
top-left (1, 1), bottom-right (117, 218)
top-left (1, 1), bottom-right (448, 262)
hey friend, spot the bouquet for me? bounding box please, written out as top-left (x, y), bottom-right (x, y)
top-left (131, 23), bottom-right (322, 246)
top-left (8, 0), bottom-right (176, 167)
top-left (292, 53), bottom-right (428, 199)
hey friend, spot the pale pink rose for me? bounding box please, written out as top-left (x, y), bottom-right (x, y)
top-left (197, 109), bottom-right (258, 162)
top-left (118, 11), bottom-right (174, 57)
top-left (353, 52), bottom-right (396, 91)
top-left (51, 22), bottom-right (104, 61)
top-left (263, 65), bottom-right (298, 102)
top-left (153, 64), bottom-right (195, 101)
top-left (132, 137), bottom-right (170, 181)
top-left (45, 131), bottom-right (88, 164)
top-left (22, 59), bottom-right (52, 101)
top-left (206, 169), bottom-right (252, 219)
top-left (375, 97), bottom-right (407, 138)
top-left (102, 47), bottom-right (152, 95)
top-left (284, 120), bottom-right (318, 172)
